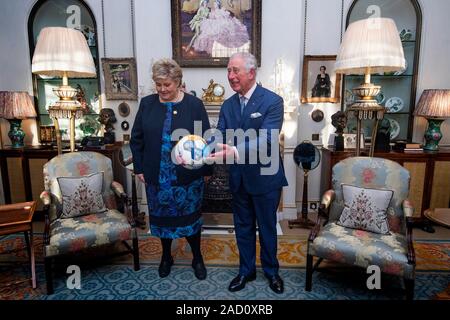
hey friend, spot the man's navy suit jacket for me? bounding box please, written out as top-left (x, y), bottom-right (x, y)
top-left (217, 85), bottom-right (288, 195)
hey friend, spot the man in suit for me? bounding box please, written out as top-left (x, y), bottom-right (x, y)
top-left (208, 52), bottom-right (288, 294)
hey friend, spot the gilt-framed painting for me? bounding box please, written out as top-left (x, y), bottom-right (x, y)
top-left (301, 55), bottom-right (341, 104)
top-left (101, 58), bottom-right (138, 100)
top-left (171, 0), bottom-right (261, 67)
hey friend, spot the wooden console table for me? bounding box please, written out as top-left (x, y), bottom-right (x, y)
top-left (0, 201), bottom-right (37, 288)
top-left (320, 147), bottom-right (450, 232)
top-left (0, 144), bottom-right (126, 212)
top-left (424, 208), bottom-right (450, 228)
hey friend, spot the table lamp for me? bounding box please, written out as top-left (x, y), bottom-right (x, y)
top-left (0, 91), bottom-right (37, 148)
top-left (414, 89), bottom-right (450, 151)
top-left (335, 17), bottom-right (406, 156)
top-left (31, 27), bottom-right (96, 153)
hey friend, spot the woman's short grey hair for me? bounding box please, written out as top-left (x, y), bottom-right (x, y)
top-left (230, 52), bottom-right (258, 75)
top-left (152, 58), bottom-right (183, 86)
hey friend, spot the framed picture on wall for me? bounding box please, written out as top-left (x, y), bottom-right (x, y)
top-left (101, 58), bottom-right (138, 100)
top-left (171, 0), bottom-right (262, 67)
top-left (301, 55), bottom-right (341, 104)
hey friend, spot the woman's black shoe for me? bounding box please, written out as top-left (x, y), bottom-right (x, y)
top-left (158, 257), bottom-right (174, 278)
top-left (192, 258), bottom-right (207, 280)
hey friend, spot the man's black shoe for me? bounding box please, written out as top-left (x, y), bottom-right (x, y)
top-left (228, 272), bottom-right (257, 292)
top-left (158, 256), bottom-right (174, 278)
top-left (267, 274), bottom-right (284, 294)
top-left (192, 258), bottom-right (207, 280)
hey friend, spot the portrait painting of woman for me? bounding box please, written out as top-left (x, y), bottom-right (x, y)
top-left (172, 0), bottom-right (261, 66)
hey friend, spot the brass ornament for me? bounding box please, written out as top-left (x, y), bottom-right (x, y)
top-left (202, 79), bottom-right (225, 105)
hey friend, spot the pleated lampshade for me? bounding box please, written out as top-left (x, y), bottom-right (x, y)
top-left (335, 17), bottom-right (406, 75)
top-left (31, 27), bottom-right (96, 78)
top-left (414, 90), bottom-right (450, 119)
top-left (0, 91), bottom-right (37, 119)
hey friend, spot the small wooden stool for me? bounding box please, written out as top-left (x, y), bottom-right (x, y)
top-left (0, 201), bottom-right (37, 288)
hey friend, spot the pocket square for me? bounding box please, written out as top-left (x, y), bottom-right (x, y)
top-left (250, 112), bottom-right (262, 119)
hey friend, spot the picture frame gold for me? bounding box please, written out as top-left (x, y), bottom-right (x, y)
top-left (171, 0), bottom-right (262, 67)
top-left (301, 55), bottom-right (341, 104)
top-left (101, 58), bottom-right (138, 100)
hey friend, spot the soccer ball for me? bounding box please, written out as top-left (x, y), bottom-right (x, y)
top-left (173, 135), bottom-right (210, 169)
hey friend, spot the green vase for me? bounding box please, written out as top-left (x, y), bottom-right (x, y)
top-left (423, 118), bottom-right (444, 151)
top-left (8, 119), bottom-right (25, 148)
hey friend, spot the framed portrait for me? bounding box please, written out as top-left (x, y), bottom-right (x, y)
top-left (343, 133), bottom-right (365, 149)
top-left (301, 55), bottom-right (341, 104)
top-left (101, 58), bottom-right (138, 100)
top-left (171, 0), bottom-right (262, 67)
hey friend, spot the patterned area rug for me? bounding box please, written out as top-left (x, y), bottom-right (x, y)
top-left (1, 234), bottom-right (449, 270)
top-left (0, 234), bottom-right (449, 300)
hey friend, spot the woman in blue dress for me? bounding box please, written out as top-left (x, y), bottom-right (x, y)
top-left (130, 58), bottom-right (212, 280)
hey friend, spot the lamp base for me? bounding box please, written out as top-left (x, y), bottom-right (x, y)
top-left (8, 119), bottom-right (25, 148)
top-left (423, 118), bottom-right (444, 151)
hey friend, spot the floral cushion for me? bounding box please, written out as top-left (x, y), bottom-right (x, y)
top-left (45, 209), bottom-right (133, 257)
top-left (337, 184), bottom-right (393, 234)
top-left (43, 152), bottom-right (118, 222)
top-left (57, 172), bottom-right (107, 219)
top-left (329, 157), bottom-right (410, 234)
top-left (309, 222), bottom-right (414, 279)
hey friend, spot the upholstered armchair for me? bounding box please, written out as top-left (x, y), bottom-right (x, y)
top-left (306, 157), bottom-right (415, 300)
top-left (40, 151), bottom-right (140, 294)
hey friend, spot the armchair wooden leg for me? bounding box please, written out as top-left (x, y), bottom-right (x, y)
top-left (404, 278), bottom-right (414, 300)
top-left (45, 257), bottom-right (54, 295)
top-left (132, 237), bottom-right (140, 271)
top-left (305, 254), bottom-right (313, 291)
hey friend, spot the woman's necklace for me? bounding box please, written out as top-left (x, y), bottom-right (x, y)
top-left (160, 90), bottom-right (183, 103)
top-left (175, 90), bottom-right (184, 103)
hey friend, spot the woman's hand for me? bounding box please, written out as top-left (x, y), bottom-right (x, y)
top-left (136, 173), bottom-right (146, 184)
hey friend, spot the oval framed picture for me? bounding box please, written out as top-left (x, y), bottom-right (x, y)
top-left (118, 102), bottom-right (130, 117)
top-left (121, 120), bottom-right (130, 131)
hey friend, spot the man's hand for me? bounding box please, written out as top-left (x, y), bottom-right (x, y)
top-left (206, 143), bottom-right (238, 164)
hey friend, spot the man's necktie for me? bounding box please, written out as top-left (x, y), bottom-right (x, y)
top-left (240, 96), bottom-right (246, 115)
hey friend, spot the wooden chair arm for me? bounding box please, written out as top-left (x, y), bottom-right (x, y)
top-left (40, 191), bottom-right (51, 206)
top-left (40, 191), bottom-right (51, 246)
top-left (403, 199), bottom-right (416, 265)
top-left (111, 181), bottom-right (127, 199)
top-left (402, 199), bottom-right (414, 218)
top-left (309, 190), bottom-right (336, 242)
top-left (110, 181), bottom-right (137, 228)
top-left (320, 190), bottom-right (335, 217)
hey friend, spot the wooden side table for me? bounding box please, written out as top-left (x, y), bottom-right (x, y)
top-left (0, 201), bottom-right (37, 288)
top-left (424, 208), bottom-right (450, 228)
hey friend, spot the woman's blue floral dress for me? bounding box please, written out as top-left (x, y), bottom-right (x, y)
top-left (146, 101), bottom-right (204, 238)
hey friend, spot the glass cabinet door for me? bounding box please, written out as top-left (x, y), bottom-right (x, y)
top-left (29, 0), bottom-right (100, 142)
top-left (343, 0), bottom-right (422, 142)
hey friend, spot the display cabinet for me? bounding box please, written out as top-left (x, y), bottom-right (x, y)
top-left (28, 0), bottom-right (101, 142)
top-left (342, 0), bottom-right (422, 142)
